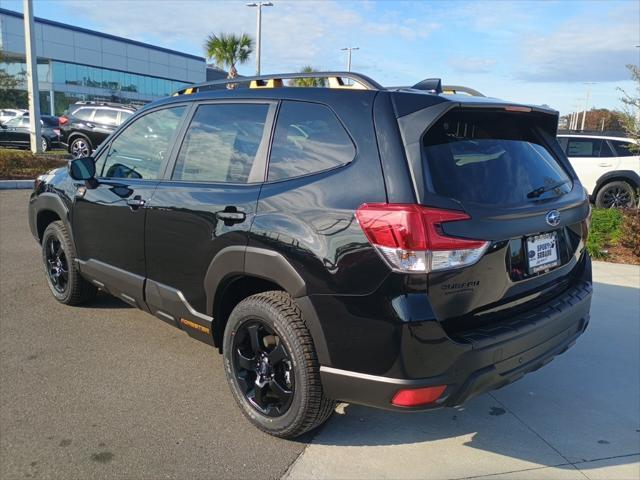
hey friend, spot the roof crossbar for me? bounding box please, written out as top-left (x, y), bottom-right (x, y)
top-left (173, 71), bottom-right (384, 95)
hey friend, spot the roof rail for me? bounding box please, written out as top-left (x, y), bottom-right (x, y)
top-left (172, 71), bottom-right (384, 95)
top-left (73, 100), bottom-right (139, 109)
top-left (441, 85), bottom-right (485, 97)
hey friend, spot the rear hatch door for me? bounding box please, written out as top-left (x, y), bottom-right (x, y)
top-left (398, 102), bottom-right (590, 332)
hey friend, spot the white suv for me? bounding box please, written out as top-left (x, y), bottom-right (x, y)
top-left (558, 134), bottom-right (639, 208)
top-left (0, 109), bottom-right (27, 125)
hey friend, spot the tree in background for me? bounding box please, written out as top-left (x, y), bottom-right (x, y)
top-left (618, 64), bottom-right (640, 153)
top-left (560, 108), bottom-right (629, 132)
top-left (0, 51), bottom-right (27, 109)
top-left (204, 33), bottom-right (253, 87)
top-left (289, 66), bottom-right (326, 87)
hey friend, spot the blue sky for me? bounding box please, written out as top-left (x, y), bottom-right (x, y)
top-left (2, 0), bottom-right (638, 114)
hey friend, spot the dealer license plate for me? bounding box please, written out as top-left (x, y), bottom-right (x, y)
top-left (526, 232), bottom-right (559, 273)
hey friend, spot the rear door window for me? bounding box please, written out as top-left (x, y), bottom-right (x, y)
top-left (267, 101), bottom-right (355, 181)
top-left (566, 138), bottom-right (612, 157)
top-left (423, 109), bottom-right (571, 205)
top-left (172, 103), bottom-right (270, 183)
top-left (93, 109), bottom-right (119, 126)
top-left (73, 108), bottom-right (95, 121)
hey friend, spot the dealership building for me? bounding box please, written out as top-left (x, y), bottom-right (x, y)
top-left (0, 8), bottom-right (211, 114)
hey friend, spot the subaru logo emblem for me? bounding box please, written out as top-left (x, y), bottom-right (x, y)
top-left (546, 210), bottom-right (560, 227)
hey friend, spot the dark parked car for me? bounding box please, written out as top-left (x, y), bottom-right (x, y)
top-left (28, 72), bottom-right (593, 439)
top-left (59, 101), bottom-right (137, 158)
top-left (0, 115), bottom-right (61, 151)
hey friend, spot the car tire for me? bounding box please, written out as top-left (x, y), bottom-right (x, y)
top-left (69, 137), bottom-right (92, 159)
top-left (42, 221), bottom-right (97, 305)
top-left (223, 291), bottom-right (336, 438)
top-left (41, 137), bottom-right (50, 152)
top-left (595, 180), bottom-right (636, 208)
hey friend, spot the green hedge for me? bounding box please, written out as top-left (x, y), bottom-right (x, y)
top-left (586, 208), bottom-right (623, 259)
top-left (0, 149), bottom-right (67, 179)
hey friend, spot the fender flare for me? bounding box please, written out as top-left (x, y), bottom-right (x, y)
top-left (204, 246), bottom-right (330, 364)
top-left (30, 192), bottom-right (73, 243)
top-left (204, 246), bottom-right (306, 316)
top-left (594, 170), bottom-right (640, 196)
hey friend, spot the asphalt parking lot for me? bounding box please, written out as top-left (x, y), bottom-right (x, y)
top-left (1, 189), bottom-right (639, 479)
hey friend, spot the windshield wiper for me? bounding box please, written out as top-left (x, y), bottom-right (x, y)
top-left (527, 180), bottom-right (570, 199)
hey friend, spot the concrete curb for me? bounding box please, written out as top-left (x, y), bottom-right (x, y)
top-left (0, 180), bottom-right (33, 190)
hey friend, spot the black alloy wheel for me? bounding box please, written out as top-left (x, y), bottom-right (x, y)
top-left (45, 235), bottom-right (68, 294)
top-left (232, 320), bottom-right (295, 417)
top-left (41, 221), bottom-right (97, 305)
top-left (595, 181), bottom-right (636, 209)
top-left (223, 291), bottom-right (335, 438)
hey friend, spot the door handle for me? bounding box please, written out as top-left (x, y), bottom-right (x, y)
top-left (216, 207), bottom-right (246, 224)
top-left (126, 195), bottom-right (146, 210)
top-left (598, 162), bottom-right (612, 167)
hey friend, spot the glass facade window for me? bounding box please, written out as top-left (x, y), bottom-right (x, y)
top-left (50, 61), bottom-right (189, 98)
top-left (1, 55), bottom-right (193, 115)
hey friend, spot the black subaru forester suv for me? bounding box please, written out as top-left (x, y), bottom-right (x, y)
top-left (28, 72), bottom-right (592, 438)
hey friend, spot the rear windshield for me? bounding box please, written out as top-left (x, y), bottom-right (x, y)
top-left (423, 110), bottom-right (571, 205)
top-left (41, 116), bottom-right (59, 127)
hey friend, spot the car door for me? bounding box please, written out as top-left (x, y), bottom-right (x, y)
top-left (565, 137), bottom-right (615, 193)
top-left (13, 116), bottom-right (32, 146)
top-left (0, 117), bottom-right (22, 145)
top-left (72, 104), bottom-right (189, 309)
top-left (144, 100), bottom-right (276, 327)
top-left (609, 139), bottom-right (640, 174)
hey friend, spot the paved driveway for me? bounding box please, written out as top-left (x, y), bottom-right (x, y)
top-left (286, 263), bottom-right (640, 479)
top-left (1, 189), bottom-right (639, 480)
top-left (0, 190), bottom-right (306, 479)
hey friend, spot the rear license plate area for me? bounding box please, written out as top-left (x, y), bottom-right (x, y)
top-left (526, 232), bottom-right (559, 274)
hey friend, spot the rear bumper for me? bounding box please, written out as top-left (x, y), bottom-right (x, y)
top-left (320, 263), bottom-right (592, 411)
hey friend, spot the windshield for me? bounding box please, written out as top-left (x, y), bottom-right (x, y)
top-left (423, 110), bottom-right (571, 205)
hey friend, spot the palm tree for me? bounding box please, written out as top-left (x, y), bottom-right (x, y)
top-left (289, 66), bottom-right (326, 87)
top-left (205, 33), bottom-right (253, 87)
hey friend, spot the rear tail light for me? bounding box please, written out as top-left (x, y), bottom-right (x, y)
top-left (582, 204), bottom-right (592, 242)
top-left (355, 203), bottom-right (489, 273)
top-left (59, 116), bottom-right (68, 126)
top-left (391, 385), bottom-right (447, 407)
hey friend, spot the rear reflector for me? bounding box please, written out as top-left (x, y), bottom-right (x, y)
top-left (355, 203), bottom-right (489, 273)
top-left (391, 385), bottom-right (447, 407)
top-left (504, 106), bottom-right (532, 113)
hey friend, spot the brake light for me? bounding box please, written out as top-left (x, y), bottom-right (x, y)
top-left (355, 203), bottom-right (489, 273)
top-left (59, 116), bottom-right (68, 126)
top-left (391, 385), bottom-right (447, 407)
top-left (504, 106), bottom-right (532, 113)
top-left (582, 204), bottom-right (592, 242)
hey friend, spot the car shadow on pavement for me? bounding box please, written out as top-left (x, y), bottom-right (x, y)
top-left (304, 281), bottom-right (640, 472)
top-left (79, 291), bottom-right (134, 309)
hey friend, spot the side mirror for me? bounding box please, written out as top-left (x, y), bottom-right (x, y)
top-left (68, 157), bottom-right (96, 181)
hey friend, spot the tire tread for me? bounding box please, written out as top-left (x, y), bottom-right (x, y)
top-left (225, 291), bottom-right (335, 438)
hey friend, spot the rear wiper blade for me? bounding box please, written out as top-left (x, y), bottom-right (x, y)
top-left (527, 180), bottom-right (570, 199)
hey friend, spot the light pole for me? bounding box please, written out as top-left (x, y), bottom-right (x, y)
top-left (23, 0), bottom-right (42, 153)
top-left (340, 47), bottom-right (359, 72)
top-left (580, 82), bottom-right (596, 131)
top-left (246, 2), bottom-right (273, 76)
